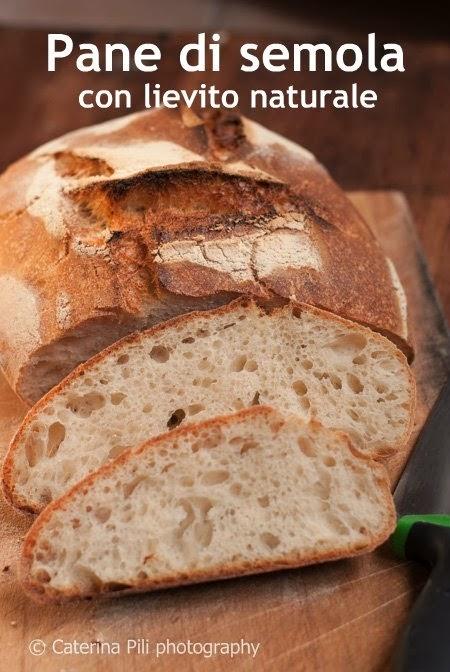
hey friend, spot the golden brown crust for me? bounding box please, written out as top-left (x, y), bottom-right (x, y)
top-left (2, 297), bottom-right (416, 514)
top-left (0, 108), bottom-right (410, 404)
top-left (19, 406), bottom-right (396, 603)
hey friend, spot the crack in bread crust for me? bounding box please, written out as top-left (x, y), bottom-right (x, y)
top-left (0, 108), bottom-right (410, 403)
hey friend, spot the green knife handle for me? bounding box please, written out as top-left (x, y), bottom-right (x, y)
top-left (394, 521), bottom-right (450, 671)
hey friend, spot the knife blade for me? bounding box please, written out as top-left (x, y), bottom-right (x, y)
top-left (391, 376), bottom-right (450, 672)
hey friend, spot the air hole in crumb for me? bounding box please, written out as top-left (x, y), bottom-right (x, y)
top-left (323, 456), bottom-right (336, 467)
top-left (110, 392), bottom-right (127, 405)
top-left (202, 377), bottom-right (217, 388)
top-left (346, 373), bottom-right (364, 394)
top-left (330, 374), bottom-right (342, 390)
top-left (240, 440), bottom-right (258, 455)
top-left (230, 483), bottom-right (242, 495)
top-left (46, 422), bottom-right (66, 457)
top-left (260, 532), bottom-right (280, 549)
top-left (94, 507), bottom-right (111, 523)
top-left (251, 391), bottom-right (260, 405)
top-left (258, 495), bottom-right (270, 508)
top-left (195, 521), bottom-right (213, 547)
top-left (188, 403), bottom-right (205, 416)
top-left (66, 392), bottom-right (105, 418)
top-left (292, 380), bottom-right (307, 396)
top-left (327, 334), bottom-right (367, 355)
top-left (386, 392), bottom-right (398, 401)
top-left (298, 437), bottom-right (316, 457)
top-left (25, 435), bottom-right (45, 467)
top-left (117, 354), bottom-right (129, 365)
top-left (150, 345), bottom-right (170, 363)
top-left (142, 403), bottom-right (152, 413)
top-left (353, 354), bottom-right (366, 365)
top-left (302, 359), bottom-right (313, 370)
top-left (167, 409), bottom-right (186, 429)
top-left (201, 470), bottom-right (229, 485)
top-left (300, 397), bottom-right (311, 412)
top-left (182, 336), bottom-right (195, 344)
top-left (231, 355), bottom-right (247, 372)
top-left (180, 476), bottom-right (194, 487)
top-left (196, 328), bottom-right (209, 338)
top-left (123, 477), bottom-right (147, 498)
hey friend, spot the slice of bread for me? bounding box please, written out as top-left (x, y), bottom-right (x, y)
top-left (3, 299), bottom-right (415, 514)
top-left (21, 406), bottom-right (396, 603)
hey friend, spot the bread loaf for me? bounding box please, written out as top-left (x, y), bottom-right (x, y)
top-left (20, 406), bottom-right (396, 603)
top-left (0, 108), bottom-right (409, 404)
top-left (3, 299), bottom-right (414, 514)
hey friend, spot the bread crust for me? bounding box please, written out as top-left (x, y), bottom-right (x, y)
top-left (0, 108), bottom-right (410, 404)
top-left (2, 297), bottom-right (416, 514)
top-left (19, 406), bottom-right (397, 604)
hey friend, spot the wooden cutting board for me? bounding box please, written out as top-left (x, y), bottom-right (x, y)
top-left (0, 191), bottom-right (449, 672)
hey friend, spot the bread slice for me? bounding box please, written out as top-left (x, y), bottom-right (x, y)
top-left (3, 299), bottom-right (414, 514)
top-left (20, 406), bottom-right (396, 603)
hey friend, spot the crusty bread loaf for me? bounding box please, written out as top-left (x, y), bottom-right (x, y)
top-left (3, 300), bottom-right (414, 514)
top-left (0, 108), bottom-right (409, 404)
top-left (20, 406), bottom-right (396, 603)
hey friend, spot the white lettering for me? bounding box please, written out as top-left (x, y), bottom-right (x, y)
top-left (48, 34), bottom-right (73, 71)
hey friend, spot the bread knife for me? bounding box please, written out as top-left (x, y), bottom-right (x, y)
top-left (391, 376), bottom-right (450, 671)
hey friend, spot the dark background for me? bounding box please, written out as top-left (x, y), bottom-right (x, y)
top-left (0, 1), bottom-right (448, 317)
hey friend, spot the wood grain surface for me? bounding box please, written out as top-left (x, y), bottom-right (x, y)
top-left (0, 191), bottom-right (448, 672)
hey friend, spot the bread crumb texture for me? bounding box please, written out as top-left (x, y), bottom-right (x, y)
top-left (6, 300), bottom-right (413, 512)
top-left (22, 407), bottom-right (395, 601)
